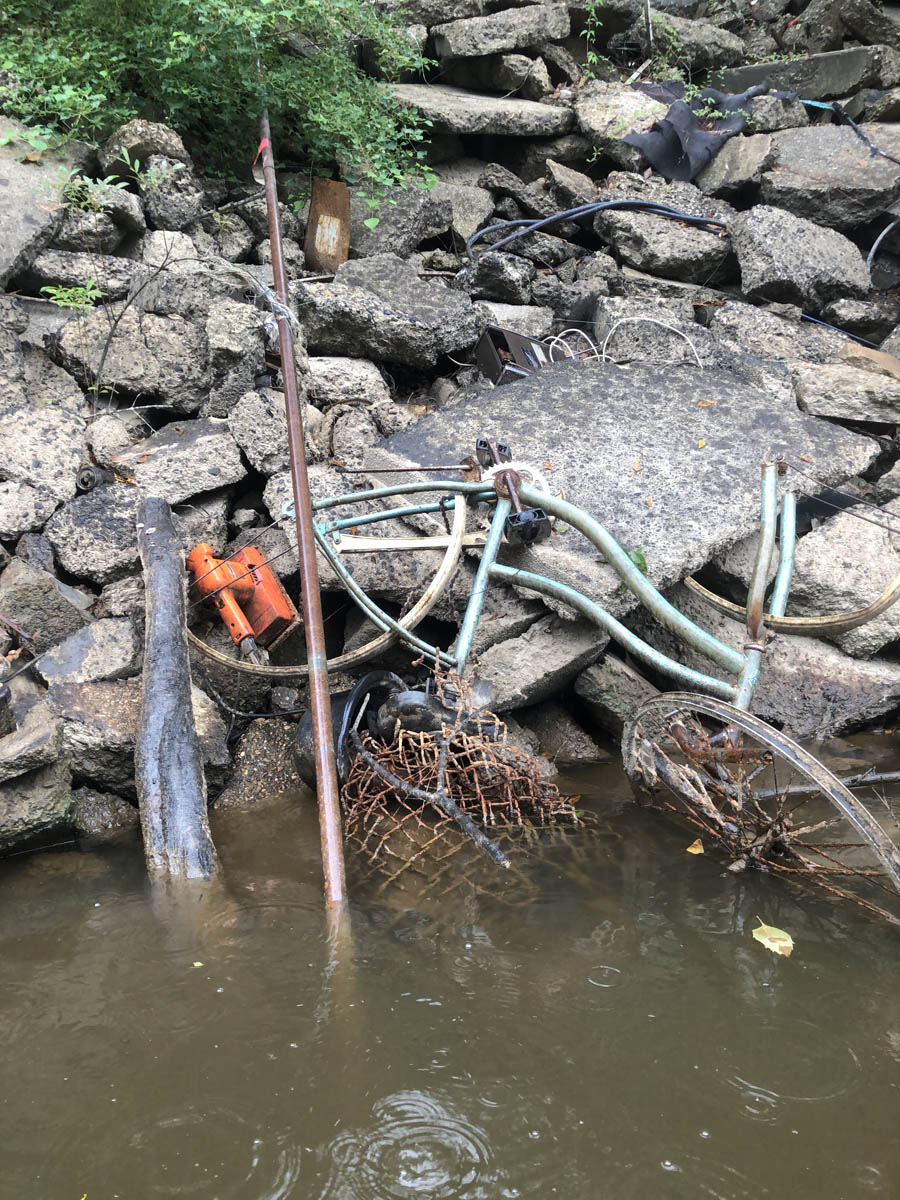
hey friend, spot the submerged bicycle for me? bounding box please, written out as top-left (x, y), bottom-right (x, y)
top-left (189, 438), bottom-right (900, 924)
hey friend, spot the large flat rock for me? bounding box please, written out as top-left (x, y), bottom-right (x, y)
top-left (366, 360), bottom-right (878, 610)
top-left (386, 84), bottom-right (575, 136)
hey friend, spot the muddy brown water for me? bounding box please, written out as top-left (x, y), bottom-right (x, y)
top-left (2, 738), bottom-right (900, 1198)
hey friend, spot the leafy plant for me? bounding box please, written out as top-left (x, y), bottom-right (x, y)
top-left (580, 0), bottom-right (611, 81)
top-left (40, 280), bottom-right (104, 311)
top-left (0, 0), bottom-right (432, 188)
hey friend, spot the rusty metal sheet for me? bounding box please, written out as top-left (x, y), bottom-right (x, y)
top-left (303, 177), bottom-right (351, 273)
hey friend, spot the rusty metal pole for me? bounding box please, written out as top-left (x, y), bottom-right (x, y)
top-left (258, 112), bottom-right (347, 907)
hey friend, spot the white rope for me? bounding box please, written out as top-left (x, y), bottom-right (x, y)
top-left (599, 316), bottom-right (704, 369)
top-left (544, 328), bottom-right (600, 362)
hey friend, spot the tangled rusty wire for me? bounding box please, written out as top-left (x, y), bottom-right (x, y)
top-left (340, 674), bottom-right (581, 893)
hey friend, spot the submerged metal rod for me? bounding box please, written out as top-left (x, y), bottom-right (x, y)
top-left (258, 112), bottom-right (347, 907)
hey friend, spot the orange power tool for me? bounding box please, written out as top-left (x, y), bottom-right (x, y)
top-left (186, 543), bottom-right (300, 665)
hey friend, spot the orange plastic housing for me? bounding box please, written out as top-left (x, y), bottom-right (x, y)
top-left (186, 543), bottom-right (300, 650)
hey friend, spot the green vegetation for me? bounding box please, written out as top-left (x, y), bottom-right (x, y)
top-left (40, 280), bottom-right (104, 311)
top-left (0, 0), bottom-right (432, 187)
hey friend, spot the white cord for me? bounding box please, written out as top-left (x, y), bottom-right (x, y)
top-left (544, 328), bottom-right (600, 362)
top-left (599, 316), bottom-right (704, 369)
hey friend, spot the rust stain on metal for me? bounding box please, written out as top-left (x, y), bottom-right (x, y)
top-left (303, 177), bottom-right (350, 272)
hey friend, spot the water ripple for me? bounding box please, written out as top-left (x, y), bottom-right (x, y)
top-left (322, 1090), bottom-right (495, 1200)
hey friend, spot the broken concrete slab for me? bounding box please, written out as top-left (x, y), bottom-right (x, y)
top-left (473, 613), bottom-right (607, 711)
top-left (468, 250), bottom-right (535, 303)
top-left (761, 124), bottom-right (900, 229)
top-left (308, 357), bottom-right (391, 408)
top-left (0, 405), bottom-right (85, 502)
top-left (0, 296), bottom-right (27, 413)
top-left (695, 134), bottom-right (774, 197)
top-left (431, 4), bottom-right (568, 58)
top-left (0, 481), bottom-right (59, 541)
top-left (0, 558), bottom-right (93, 653)
top-left (474, 302), bottom-right (554, 338)
top-left (730, 205), bottom-right (871, 312)
top-left (386, 84), bottom-right (575, 137)
top-left (791, 361), bottom-right (900, 422)
top-left (0, 703), bottom-right (63, 785)
top-left (54, 207), bottom-right (122, 255)
top-left (429, 179), bottom-right (494, 243)
top-left (228, 388), bottom-right (291, 476)
top-left (349, 185), bottom-right (452, 257)
top-left (294, 254), bottom-right (482, 367)
top-left (115, 418), bottom-right (246, 505)
top-left (367, 359), bottom-right (879, 611)
top-left (23, 248), bottom-right (136, 302)
top-left (628, 582), bottom-right (900, 738)
top-left (574, 653), bottom-right (660, 736)
top-left (202, 299), bottom-right (266, 417)
top-left (50, 306), bottom-right (210, 413)
top-left (788, 500), bottom-right (900, 658)
top-left (517, 698), bottom-right (611, 763)
top-left (35, 617), bottom-right (140, 687)
top-left (0, 758), bottom-right (72, 853)
top-left (634, 13), bottom-right (744, 70)
top-left (213, 718), bottom-right (302, 810)
top-left (0, 117), bottom-right (90, 288)
top-left (721, 45), bottom-right (900, 101)
top-left (574, 83), bottom-right (667, 169)
top-left (71, 786), bottom-right (140, 842)
top-left (44, 485), bottom-right (140, 585)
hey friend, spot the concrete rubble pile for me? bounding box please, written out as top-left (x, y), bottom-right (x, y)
top-left (4, 0), bottom-right (900, 849)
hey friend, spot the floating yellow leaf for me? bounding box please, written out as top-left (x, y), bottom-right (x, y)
top-left (697, 439), bottom-right (706, 449)
top-left (632, 457), bottom-right (642, 472)
top-left (686, 838), bottom-right (704, 855)
top-left (752, 919), bottom-right (793, 957)
top-left (645, 497), bottom-right (653, 507)
top-left (192, 961), bottom-right (204, 968)
top-left (697, 399), bottom-right (716, 407)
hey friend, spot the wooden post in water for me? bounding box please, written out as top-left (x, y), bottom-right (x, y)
top-left (135, 494), bottom-right (219, 879)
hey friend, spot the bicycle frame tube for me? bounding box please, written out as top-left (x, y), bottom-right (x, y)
top-left (453, 498), bottom-right (511, 673)
top-left (734, 462), bottom-right (779, 711)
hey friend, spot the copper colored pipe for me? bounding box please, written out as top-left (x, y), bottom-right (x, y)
top-left (258, 113), bottom-right (347, 907)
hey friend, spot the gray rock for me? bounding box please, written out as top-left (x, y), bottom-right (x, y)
top-left (0, 481), bottom-right (59, 540)
top-left (350, 185), bottom-right (452, 257)
top-left (378, 0), bottom-right (483, 22)
top-left (474, 302), bottom-right (554, 338)
top-left (445, 52), bottom-right (548, 97)
top-left (186, 210), bottom-right (255, 262)
top-left (594, 179), bottom-right (732, 284)
top-left (574, 654), bottom-right (660, 736)
top-left (295, 254), bottom-right (482, 366)
top-left (116, 419), bottom-right (246, 505)
top-left (468, 250), bottom-right (535, 303)
top-left (140, 228), bottom-right (198, 271)
top-left (474, 613), bottom-right (607, 712)
top-left (44, 485), bottom-right (140, 584)
top-left (0, 758), bottom-right (71, 852)
top-left (213, 718), bottom-right (302, 810)
top-left (432, 4), bottom-right (568, 58)
top-left (50, 306), bottom-right (210, 413)
top-left (139, 155), bottom-right (207, 230)
top-left (0, 558), bottom-right (93, 652)
top-left (0, 405), bottom-right (85, 502)
top-left (695, 134), bottom-right (774, 197)
top-left (85, 410), bottom-right (148, 467)
top-left (761, 124), bottom-right (900, 230)
top-left (54, 208), bottom-right (122, 255)
top-left (788, 501), bottom-right (900, 657)
top-left (0, 117), bottom-right (89, 287)
top-left (91, 574), bottom-right (145, 621)
top-left (633, 13), bottom-right (744, 69)
top-left (478, 226), bottom-right (578, 266)
top-left (429, 180), bottom-right (494, 242)
top-left (0, 296), bottom-right (27, 412)
top-left (49, 678), bottom-right (228, 795)
top-left (15, 532), bottom-right (54, 573)
top-left (545, 158), bottom-right (597, 208)
top-left (530, 276), bottom-right (608, 324)
top-left (502, 133), bottom-right (595, 184)
top-left (202, 299), bottom-right (266, 417)
top-left (23, 346), bottom-right (88, 417)
top-left (820, 296), bottom-right (900, 342)
top-left (517, 697), bottom-right (610, 762)
top-left (228, 389), bottom-right (291, 475)
top-left (628, 582), bottom-right (900, 738)
top-left (747, 93), bottom-right (810, 134)
top-left (477, 161), bottom-right (557, 218)
top-left (0, 702), bottom-right (63, 784)
top-left (722, 46), bottom-right (900, 102)
top-left (368, 359), bottom-right (878, 610)
top-left (791, 361), bottom-right (900, 422)
top-left (93, 185), bottom-right (146, 236)
top-left (253, 236), bottom-right (304, 275)
top-left (730, 205), bottom-right (870, 311)
top-left (708, 299), bottom-right (848, 365)
top-left (385, 83), bottom-right (575, 137)
top-left (781, 0), bottom-right (844, 54)
top-left (172, 490), bottom-right (231, 558)
top-left (841, 0), bottom-right (900, 49)
top-left (98, 119), bottom-right (193, 174)
top-left (574, 83), bottom-right (667, 168)
top-left (35, 617), bottom-right (139, 686)
top-left (592, 294), bottom-right (715, 366)
top-left (71, 786), bottom-right (140, 841)
top-left (308, 358), bottom-right (390, 407)
top-left (27, 247), bottom-right (136, 302)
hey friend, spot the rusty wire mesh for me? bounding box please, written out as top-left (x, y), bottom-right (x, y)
top-left (340, 675), bottom-right (584, 895)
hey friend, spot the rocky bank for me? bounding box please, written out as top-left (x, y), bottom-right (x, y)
top-left (4, 0), bottom-right (900, 852)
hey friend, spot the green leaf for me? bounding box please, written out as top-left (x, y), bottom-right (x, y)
top-left (362, 216), bottom-right (380, 229)
top-left (752, 918), bottom-right (793, 957)
top-left (627, 547), bottom-right (648, 574)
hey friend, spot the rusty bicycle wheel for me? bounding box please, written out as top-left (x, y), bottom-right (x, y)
top-left (622, 693), bottom-right (900, 926)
